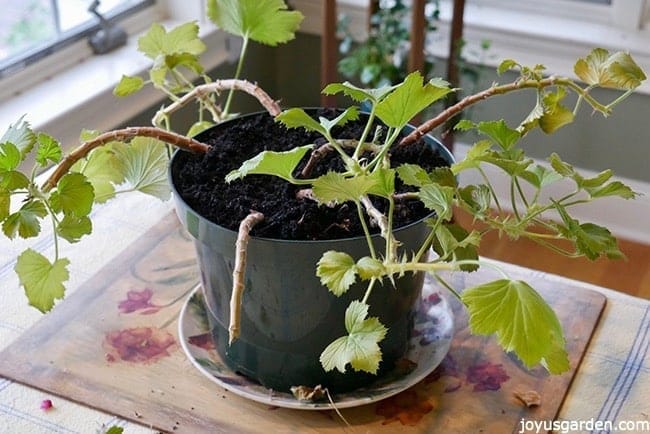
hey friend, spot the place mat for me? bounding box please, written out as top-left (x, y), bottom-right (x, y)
top-left (0, 212), bottom-right (606, 433)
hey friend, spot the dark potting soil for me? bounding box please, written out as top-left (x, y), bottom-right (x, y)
top-left (171, 109), bottom-right (450, 240)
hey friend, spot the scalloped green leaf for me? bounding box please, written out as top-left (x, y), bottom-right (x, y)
top-left (316, 251), bottom-right (357, 296)
top-left (1, 116), bottom-right (36, 158)
top-left (574, 48), bottom-right (646, 89)
top-left (73, 146), bottom-right (126, 204)
top-left (587, 181), bottom-right (637, 199)
top-left (207, 0), bottom-right (303, 46)
top-left (0, 142), bottom-right (22, 171)
top-left (0, 189), bottom-right (9, 222)
top-left (461, 279), bottom-right (569, 374)
top-left (35, 133), bottom-right (62, 166)
top-left (114, 75), bottom-right (145, 97)
top-left (15, 249), bottom-right (70, 313)
top-left (356, 257), bottom-right (385, 280)
top-left (0, 170), bottom-right (29, 191)
top-left (113, 137), bottom-right (170, 200)
top-left (396, 164), bottom-right (431, 187)
top-left (225, 145), bottom-right (313, 184)
top-left (320, 300), bottom-right (387, 374)
top-left (322, 81), bottom-right (395, 104)
top-left (2, 200), bottom-right (47, 239)
top-left (376, 72), bottom-right (452, 128)
top-left (419, 184), bottom-right (454, 221)
top-left (49, 173), bottom-right (94, 217)
top-left (56, 215), bottom-right (92, 243)
top-left (138, 22), bottom-right (205, 59)
top-left (430, 223), bottom-right (480, 271)
top-left (366, 167), bottom-right (395, 198)
top-left (312, 172), bottom-right (376, 204)
top-left (497, 59), bottom-right (519, 75)
top-left (276, 108), bottom-right (327, 136)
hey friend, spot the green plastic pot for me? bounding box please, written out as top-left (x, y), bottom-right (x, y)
top-left (170, 111), bottom-right (454, 393)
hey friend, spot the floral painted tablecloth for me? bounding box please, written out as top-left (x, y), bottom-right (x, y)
top-left (0, 193), bottom-right (648, 433)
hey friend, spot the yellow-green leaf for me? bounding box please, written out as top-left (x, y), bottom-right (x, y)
top-left (113, 137), bottom-right (170, 200)
top-left (316, 251), bottom-right (357, 296)
top-left (114, 75), bottom-right (145, 97)
top-left (15, 249), bottom-right (70, 312)
top-left (225, 145), bottom-right (313, 184)
top-left (49, 173), bottom-right (94, 217)
top-left (207, 0), bottom-right (303, 46)
top-left (320, 301), bottom-right (387, 374)
top-left (461, 279), bottom-right (569, 374)
top-left (2, 200), bottom-right (47, 239)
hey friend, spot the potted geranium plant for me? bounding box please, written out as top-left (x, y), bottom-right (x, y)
top-left (0, 0), bottom-right (646, 398)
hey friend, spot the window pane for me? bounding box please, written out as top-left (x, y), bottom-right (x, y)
top-left (0, 1), bottom-right (57, 63)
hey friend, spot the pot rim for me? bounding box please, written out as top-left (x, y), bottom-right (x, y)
top-left (168, 109), bottom-right (455, 245)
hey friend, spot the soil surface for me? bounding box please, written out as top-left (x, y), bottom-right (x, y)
top-left (171, 109), bottom-right (450, 240)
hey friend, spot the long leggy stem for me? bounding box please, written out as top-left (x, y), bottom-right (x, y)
top-left (223, 36), bottom-right (250, 116)
top-left (229, 210), bottom-right (264, 344)
top-left (42, 127), bottom-right (209, 192)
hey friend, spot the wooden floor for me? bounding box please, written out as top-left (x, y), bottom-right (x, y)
top-left (454, 209), bottom-right (650, 299)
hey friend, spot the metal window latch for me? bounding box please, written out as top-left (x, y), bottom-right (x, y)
top-left (87, 0), bottom-right (128, 54)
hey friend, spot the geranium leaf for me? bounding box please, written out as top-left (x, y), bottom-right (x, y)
top-left (587, 181), bottom-right (637, 199)
top-left (15, 249), bottom-right (69, 313)
top-left (35, 133), bottom-right (62, 166)
top-left (113, 137), bottom-right (170, 200)
top-left (418, 184), bottom-right (454, 221)
top-left (461, 279), bottom-right (569, 374)
top-left (0, 189), bottom-right (9, 222)
top-left (320, 301), bottom-right (387, 374)
top-left (356, 257), bottom-right (385, 280)
top-left (574, 48), bottom-right (646, 89)
top-left (138, 22), bottom-right (205, 59)
top-left (1, 116), bottom-right (36, 158)
top-left (207, 0), bottom-right (303, 46)
top-left (430, 223), bottom-right (480, 271)
top-left (276, 108), bottom-right (327, 136)
top-left (539, 89), bottom-right (575, 134)
top-left (49, 173), bottom-right (94, 217)
top-left (312, 172), bottom-right (376, 204)
top-left (318, 107), bottom-right (360, 133)
top-left (376, 72), bottom-right (452, 128)
top-left (520, 164), bottom-right (563, 188)
top-left (114, 75), bottom-right (145, 97)
top-left (322, 81), bottom-right (395, 104)
top-left (225, 145), bottom-right (313, 184)
top-left (56, 215), bottom-right (92, 243)
top-left (0, 142), bottom-right (22, 171)
top-left (2, 200), bottom-right (47, 239)
top-left (470, 120), bottom-right (521, 151)
top-left (316, 251), bottom-right (357, 296)
top-left (73, 146), bottom-right (125, 204)
top-left (187, 121), bottom-right (214, 137)
top-left (553, 203), bottom-right (624, 260)
top-left (396, 164), bottom-right (431, 187)
top-left (367, 167), bottom-right (395, 198)
top-left (0, 170), bottom-right (29, 191)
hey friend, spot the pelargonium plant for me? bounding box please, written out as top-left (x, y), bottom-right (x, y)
top-left (0, 0), bottom-right (646, 377)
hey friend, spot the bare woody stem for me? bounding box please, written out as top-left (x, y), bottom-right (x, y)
top-left (398, 76), bottom-right (585, 147)
top-left (153, 79), bottom-right (282, 126)
top-left (228, 210), bottom-right (265, 345)
top-left (42, 127), bottom-right (209, 192)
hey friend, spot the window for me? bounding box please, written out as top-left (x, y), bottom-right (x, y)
top-left (0, 0), bottom-right (154, 79)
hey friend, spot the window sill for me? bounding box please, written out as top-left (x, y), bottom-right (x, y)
top-left (0, 17), bottom-right (229, 155)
